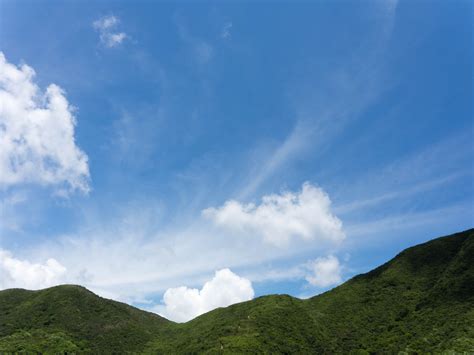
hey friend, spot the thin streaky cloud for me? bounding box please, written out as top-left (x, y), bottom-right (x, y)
top-left (238, 2), bottom-right (400, 198)
top-left (344, 202), bottom-right (472, 240)
top-left (335, 171), bottom-right (469, 215)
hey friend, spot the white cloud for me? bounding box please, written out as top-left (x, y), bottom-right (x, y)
top-left (221, 22), bottom-right (232, 39)
top-left (239, 121), bottom-right (310, 199)
top-left (203, 182), bottom-right (344, 247)
top-left (305, 255), bottom-right (342, 287)
top-left (17, 183), bottom-right (346, 305)
top-left (0, 249), bottom-right (66, 290)
top-left (157, 268), bottom-right (254, 322)
top-left (93, 15), bottom-right (127, 48)
top-left (0, 53), bottom-right (90, 193)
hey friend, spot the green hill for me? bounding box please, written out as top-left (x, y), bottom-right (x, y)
top-left (0, 285), bottom-right (169, 352)
top-left (1, 229), bottom-right (473, 353)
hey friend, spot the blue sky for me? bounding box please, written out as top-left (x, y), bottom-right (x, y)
top-left (0, 0), bottom-right (472, 321)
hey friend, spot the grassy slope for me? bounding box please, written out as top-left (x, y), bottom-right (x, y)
top-left (305, 228), bottom-right (474, 353)
top-left (0, 229), bottom-right (473, 353)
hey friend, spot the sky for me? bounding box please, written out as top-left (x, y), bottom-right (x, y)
top-left (0, 0), bottom-right (472, 322)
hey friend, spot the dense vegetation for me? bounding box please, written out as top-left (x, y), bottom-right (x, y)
top-left (0, 285), bottom-right (169, 352)
top-left (1, 229), bottom-right (473, 353)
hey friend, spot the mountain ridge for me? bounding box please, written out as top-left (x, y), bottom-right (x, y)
top-left (1, 228), bottom-right (473, 353)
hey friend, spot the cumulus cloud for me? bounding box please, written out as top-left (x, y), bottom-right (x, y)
top-left (157, 269), bottom-right (254, 322)
top-left (203, 182), bottom-right (344, 247)
top-left (0, 249), bottom-right (66, 290)
top-left (305, 255), bottom-right (342, 287)
top-left (93, 15), bottom-right (127, 48)
top-left (0, 53), bottom-right (90, 192)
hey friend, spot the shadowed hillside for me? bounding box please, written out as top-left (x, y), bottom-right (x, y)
top-left (1, 229), bottom-right (473, 353)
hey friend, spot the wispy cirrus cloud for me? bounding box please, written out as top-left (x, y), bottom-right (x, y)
top-left (175, 15), bottom-right (214, 66)
top-left (220, 22), bottom-right (232, 39)
top-left (238, 1), bottom-right (400, 198)
top-left (334, 132), bottom-right (474, 216)
top-left (93, 15), bottom-right (127, 48)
